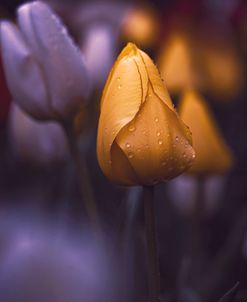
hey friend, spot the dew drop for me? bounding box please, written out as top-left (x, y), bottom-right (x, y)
top-left (118, 85), bottom-right (122, 89)
top-left (155, 117), bottom-right (159, 123)
top-left (128, 152), bottom-right (134, 159)
top-left (156, 131), bottom-right (161, 137)
top-left (126, 143), bottom-right (131, 148)
top-left (158, 140), bottom-right (163, 145)
top-left (128, 125), bottom-right (136, 132)
top-left (175, 136), bottom-right (179, 142)
top-left (192, 153), bottom-right (196, 159)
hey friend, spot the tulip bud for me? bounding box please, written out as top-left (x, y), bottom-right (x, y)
top-left (178, 90), bottom-right (233, 175)
top-left (121, 7), bottom-right (159, 48)
top-left (97, 43), bottom-right (195, 186)
top-left (0, 1), bottom-right (91, 121)
top-left (199, 39), bottom-right (244, 100)
top-left (158, 33), bottom-right (202, 95)
top-left (9, 104), bottom-right (68, 164)
top-left (82, 25), bottom-right (116, 89)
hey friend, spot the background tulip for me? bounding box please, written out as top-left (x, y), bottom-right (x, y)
top-left (97, 43), bottom-right (195, 186)
top-left (179, 89), bottom-right (233, 175)
top-left (8, 104), bottom-right (68, 164)
top-left (121, 6), bottom-right (160, 48)
top-left (0, 1), bottom-right (91, 121)
top-left (82, 25), bottom-right (116, 90)
top-left (158, 32), bottom-right (202, 96)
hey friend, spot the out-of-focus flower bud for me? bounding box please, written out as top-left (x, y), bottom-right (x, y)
top-left (97, 43), bottom-right (195, 186)
top-left (168, 175), bottom-right (227, 216)
top-left (0, 213), bottom-right (116, 302)
top-left (121, 7), bottom-right (159, 48)
top-left (9, 104), bottom-right (68, 164)
top-left (199, 38), bottom-right (244, 100)
top-left (0, 1), bottom-right (91, 121)
top-left (82, 25), bottom-right (116, 89)
top-left (158, 33), bottom-right (202, 95)
top-left (179, 89), bottom-right (233, 175)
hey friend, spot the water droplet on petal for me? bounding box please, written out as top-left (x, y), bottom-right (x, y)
top-left (128, 153), bottom-right (134, 159)
top-left (126, 143), bottom-right (131, 148)
top-left (128, 125), bottom-right (136, 132)
top-left (118, 85), bottom-right (122, 89)
top-left (158, 140), bottom-right (163, 145)
top-left (155, 117), bottom-right (159, 123)
top-left (192, 153), bottom-right (196, 159)
top-left (175, 136), bottom-right (179, 142)
top-left (156, 131), bottom-right (161, 137)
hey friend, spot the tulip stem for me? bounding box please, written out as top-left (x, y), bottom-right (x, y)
top-left (143, 185), bottom-right (161, 302)
top-left (62, 120), bottom-right (102, 237)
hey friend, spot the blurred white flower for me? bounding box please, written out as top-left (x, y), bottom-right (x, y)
top-left (0, 211), bottom-right (116, 302)
top-left (9, 103), bottom-right (68, 164)
top-left (168, 175), bottom-right (227, 216)
top-left (71, 2), bottom-right (127, 90)
top-left (0, 1), bottom-right (91, 121)
top-left (82, 25), bottom-right (116, 89)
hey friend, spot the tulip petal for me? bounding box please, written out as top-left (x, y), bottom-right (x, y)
top-left (97, 44), bottom-right (145, 181)
top-left (138, 49), bottom-right (174, 110)
top-left (0, 21), bottom-right (51, 120)
top-left (9, 104), bottom-right (68, 163)
top-left (18, 1), bottom-right (91, 120)
top-left (116, 84), bottom-right (195, 185)
top-left (110, 142), bottom-right (140, 185)
top-left (179, 90), bottom-right (233, 175)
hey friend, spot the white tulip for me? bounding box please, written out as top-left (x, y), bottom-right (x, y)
top-left (9, 103), bottom-right (68, 164)
top-left (168, 175), bottom-right (226, 216)
top-left (0, 1), bottom-right (91, 121)
top-left (82, 25), bottom-right (116, 89)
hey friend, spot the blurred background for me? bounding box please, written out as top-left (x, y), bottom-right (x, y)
top-left (0, 0), bottom-right (247, 301)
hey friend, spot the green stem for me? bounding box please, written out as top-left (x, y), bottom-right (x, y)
top-left (143, 185), bottom-right (161, 302)
top-left (62, 120), bottom-right (102, 237)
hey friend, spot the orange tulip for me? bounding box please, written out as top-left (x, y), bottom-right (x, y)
top-left (97, 43), bottom-right (195, 186)
top-left (121, 7), bottom-right (159, 48)
top-left (200, 42), bottom-right (244, 100)
top-left (158, 33), bottom-right (201, 95)
top-left (179, 90), bottom-right (233, 175)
